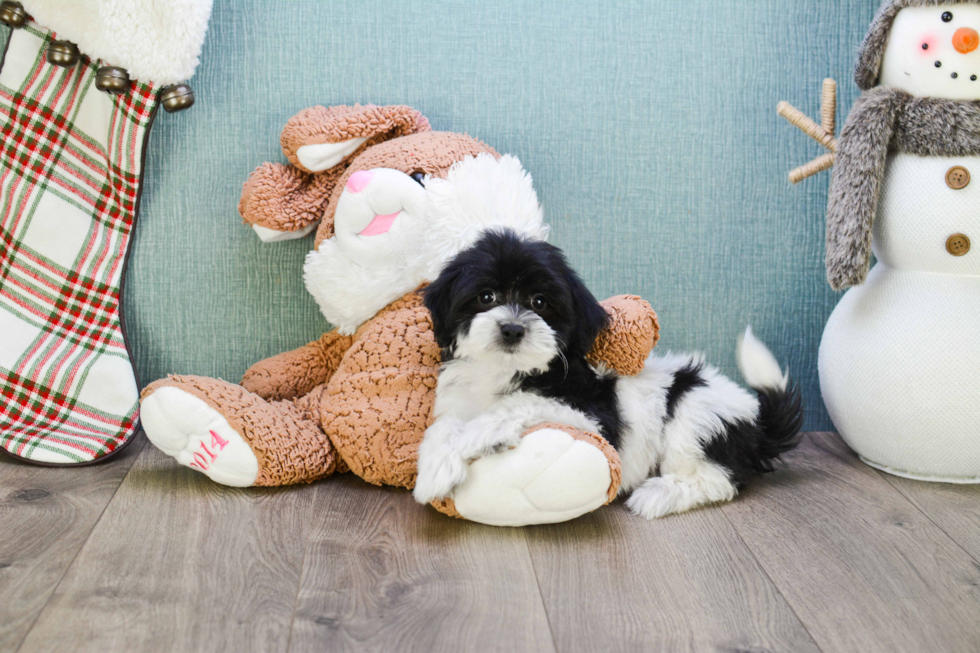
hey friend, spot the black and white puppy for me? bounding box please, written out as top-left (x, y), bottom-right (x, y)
top-left (412, 229), bottom-right (618, 505)
top-left (413, 229), bottom-right (803, 518)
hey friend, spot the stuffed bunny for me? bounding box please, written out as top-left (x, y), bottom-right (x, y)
top-left (140, 105), bottom-right (660, 526)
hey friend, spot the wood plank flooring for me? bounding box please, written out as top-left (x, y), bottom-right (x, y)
top-left (2, 433), bottom-right (978, 653)
top-left (0, 440), bottom-right (144, 652)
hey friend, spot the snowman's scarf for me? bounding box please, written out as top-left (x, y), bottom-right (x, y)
top-left (826, 87), bottom-right (980, 290)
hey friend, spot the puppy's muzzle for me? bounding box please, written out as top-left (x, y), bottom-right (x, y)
top-left (499, 323), bottom-right (525, 347)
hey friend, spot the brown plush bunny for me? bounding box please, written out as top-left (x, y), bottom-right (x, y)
top-left (140, 104), bottom-right (660, 526)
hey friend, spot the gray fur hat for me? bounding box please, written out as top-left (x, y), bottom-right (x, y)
top-left (856, 0), bottom-right (979, 90)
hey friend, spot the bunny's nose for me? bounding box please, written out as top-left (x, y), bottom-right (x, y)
top-left (346, 170), bottom-right (374, 193)
top-left (953, 27), bottom-right (980, 54)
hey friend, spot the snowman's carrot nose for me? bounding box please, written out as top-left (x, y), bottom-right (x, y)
top-left (953, 27), bottom-right (979, 54)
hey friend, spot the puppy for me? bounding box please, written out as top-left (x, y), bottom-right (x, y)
top-left (615, 336), bottom-right (803, 518)
top-left (412, 229), bottom-right (618, 504)
top-left (414, 229), bottom-right (804, 518)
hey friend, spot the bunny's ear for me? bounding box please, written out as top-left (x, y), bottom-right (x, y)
top-left (280, 104), bottom-right (431, 174)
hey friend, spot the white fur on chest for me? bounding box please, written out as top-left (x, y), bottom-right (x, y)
top-left (433, 359), bottom-right (519, 421)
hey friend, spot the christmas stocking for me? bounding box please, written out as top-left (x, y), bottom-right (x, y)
top-left (0, 1), bottom-right (212, 464)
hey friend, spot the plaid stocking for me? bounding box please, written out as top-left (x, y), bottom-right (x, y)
top-left (0, 22), bottom-right (157, 464)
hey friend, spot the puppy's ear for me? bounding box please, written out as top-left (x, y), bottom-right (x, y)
top-left (562, 263), bottom-right (609, 357)
top-left (423, 264), bottom-right (463, 353)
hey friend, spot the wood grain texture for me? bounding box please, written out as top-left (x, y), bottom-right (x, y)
top-left (876, 472), bottom-right (980, 563)
top-left (17, 445), bottom-right (318, 653)
top-left (723, 432), bottom-right (980, 653)
top-left (525, 501), bottom-right (820, 653)
top-left (0, 442), bottom-right (142, 653)
top-left (287, 475), bottom-right (555, 653)
top-left (8, 432), bottom-right (980, 653)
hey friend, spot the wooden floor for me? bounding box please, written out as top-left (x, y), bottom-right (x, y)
top-left (2, 433), bottom-right (979, 653)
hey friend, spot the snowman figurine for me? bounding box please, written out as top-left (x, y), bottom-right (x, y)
top-left (783, 0), bottom-right (980, 482)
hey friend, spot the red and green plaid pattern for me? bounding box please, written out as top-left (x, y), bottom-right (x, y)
top-left (0, 22), bottom-right (157, 463)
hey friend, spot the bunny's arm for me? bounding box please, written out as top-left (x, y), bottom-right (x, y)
top-left (587, 295), bottom-right (660, 376)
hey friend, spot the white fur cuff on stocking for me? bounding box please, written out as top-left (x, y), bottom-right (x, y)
top-left (21, 0), bottom-right (213, 84)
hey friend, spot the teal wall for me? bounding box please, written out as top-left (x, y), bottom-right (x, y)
top-left (123, 0), bottom-right (879, 431)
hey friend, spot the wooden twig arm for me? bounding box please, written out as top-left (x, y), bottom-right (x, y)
top-left (778, 78), bottom-right (839, 184)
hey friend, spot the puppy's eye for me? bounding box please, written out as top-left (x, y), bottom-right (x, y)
top-left (478, 290), bottom-right (496, 306)
top-left (943, 11), bottom-right (953, 22)
top-left (531, 295), bottom-right (547, 312)
top-left (410, 171), bottom-right (426, 186)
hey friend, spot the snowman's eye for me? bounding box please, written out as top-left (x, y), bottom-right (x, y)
top-left (923, 42), bottom-right (930, 50)
top-left (943, 11), bottom-right (953, 23)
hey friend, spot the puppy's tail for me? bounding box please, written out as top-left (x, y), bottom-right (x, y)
top-left (736, 327), bottom-right (804, 470)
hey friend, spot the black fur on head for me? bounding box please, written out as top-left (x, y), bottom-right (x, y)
top-left (423, 229), bottom-right (608, 362)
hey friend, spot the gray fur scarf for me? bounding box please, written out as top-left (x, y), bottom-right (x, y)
top-left (826, 88), bottom-right (980, 290)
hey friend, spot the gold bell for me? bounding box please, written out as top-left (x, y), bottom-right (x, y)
top-left (46, 40), bottom-right (79, 67)
top-left (96, 66), bottom-right (130, 95)
top-left (160, 84), bottom-right (194, 113)
top-left (0, 1), bottom-right (27, 28)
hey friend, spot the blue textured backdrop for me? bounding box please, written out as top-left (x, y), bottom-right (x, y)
top-left (121, 0), bottom-right (880, 431)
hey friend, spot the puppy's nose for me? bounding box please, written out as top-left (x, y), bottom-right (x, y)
top-left (500, 323), bottom-right (525, 345)
top-left (954, 27), bottom-right (979, 54)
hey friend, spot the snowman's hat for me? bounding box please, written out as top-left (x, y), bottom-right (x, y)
top-left (856, 0), bottom-right (980, 90)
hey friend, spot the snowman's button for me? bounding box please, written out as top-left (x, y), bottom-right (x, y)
top-left (946, 233), bottom-right (971, 256)
top-left (946, 166), bottom-right (970, 190)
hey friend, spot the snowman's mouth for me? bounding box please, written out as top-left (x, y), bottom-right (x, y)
top-left (358, 211), bottom-right (400, 237)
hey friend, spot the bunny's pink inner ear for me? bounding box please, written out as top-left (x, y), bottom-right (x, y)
top-left (281, 104), bottom-right (431, 173)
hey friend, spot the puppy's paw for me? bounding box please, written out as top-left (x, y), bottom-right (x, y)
top-left (625, 477), bottom-right (690, 519)
top-left (413, 449), bottom-right (468, 505)
top-left (484, 428), bottom-right (523, 457)
top-left (458, 420), bottom-right (523, 461)
top-left (487, 438), bottom-right (518, 455)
